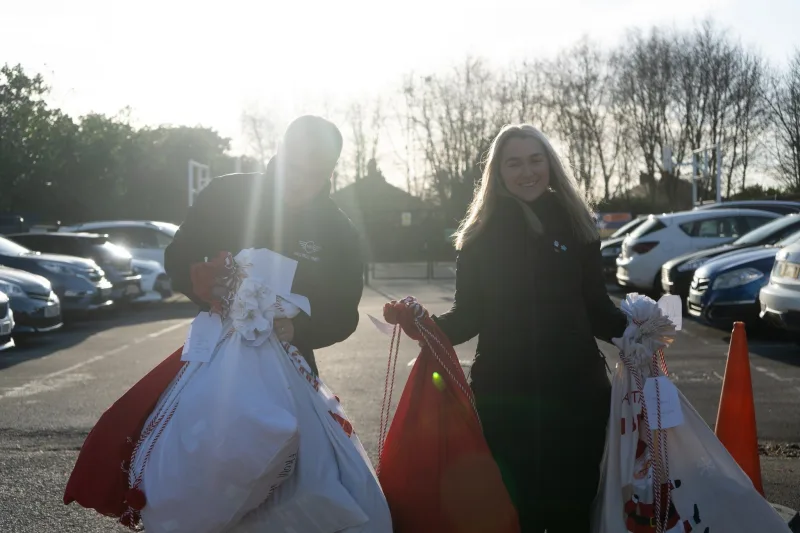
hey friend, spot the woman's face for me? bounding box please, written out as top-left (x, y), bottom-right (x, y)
top-left (499, 136), bottom-right (551, 202)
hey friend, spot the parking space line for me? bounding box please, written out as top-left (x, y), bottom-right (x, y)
top-left (753, 365), bottom-right (795, 383)
top-left (0, 320), bottom-right (190, 400)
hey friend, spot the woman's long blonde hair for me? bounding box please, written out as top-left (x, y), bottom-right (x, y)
top-left (453, 124), bottom-right (598, 250)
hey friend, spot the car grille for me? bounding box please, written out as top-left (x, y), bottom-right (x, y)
top-left (691, 277), bottom-right (710, 294)
top-left (100, 258), bottom-right (134, 276)
top-left (28, 290), bottom-right (52, 300)
top-left (0, 301), bottom-right (7, 316)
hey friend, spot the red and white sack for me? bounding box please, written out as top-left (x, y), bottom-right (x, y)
top-left (592, 293), bottom-right (790, 533)
top-left (234, 342), bottom-right (392, 533)
top-left (126, 248), bottom-right (386, 533)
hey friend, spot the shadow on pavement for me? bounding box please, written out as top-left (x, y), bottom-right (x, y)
top-left (1, 299), bottom-right (197, 371)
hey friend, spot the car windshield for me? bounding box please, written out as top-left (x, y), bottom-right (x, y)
top-left (101, 241), bottom-right (132, 259)
top-left (776, 230), bottom-right (800, 247)
top-left (628, 216), bottom-right (665, 239)
top-left (733, 216), bottom-right (798, 246)
top-left (155, 222), bottom-right (179, 237)
top-left (610, 217), bottom-right (645, 238)
top-left (0, 236), bottom-right (32, 256)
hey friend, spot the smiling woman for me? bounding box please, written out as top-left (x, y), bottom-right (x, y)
top-left (433, 124), bottom-right (627, 532)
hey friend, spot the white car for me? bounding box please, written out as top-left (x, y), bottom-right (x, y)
top-left (132, 259), bottom-right (173, 303)
top-left (616, 208), bottom-right (780, 292)
top-left (759, 241), bottom-right (800, 333)
top-left (59, 220), bottom-right (178, 267)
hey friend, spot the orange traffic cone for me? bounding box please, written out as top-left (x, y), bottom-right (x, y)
top-left (715, 321), bottom-right (764, 496)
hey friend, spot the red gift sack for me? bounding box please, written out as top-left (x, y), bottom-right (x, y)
top-left (378, 297), bottom-right (520, 533)
top-left (63, 347), bottom-right (185, 523)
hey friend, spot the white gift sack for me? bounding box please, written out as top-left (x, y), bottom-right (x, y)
top-left (134, 340), bottom-right (300, 533)
top-left (235, 341), bottom-right (393, 533)
top-left (593, 293), bottom-right (790, 533)
top-left (130, 248), bottom-right (310, 533)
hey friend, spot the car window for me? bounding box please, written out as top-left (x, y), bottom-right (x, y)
top-left (748, 204), bottom-right (800, 215)
top-left (743, 216), bottom-right (775, 231)
top-left (777, 229), bottom-right (800, 247)
top-left (628, 217), bottom-right (666, 239)
top-left (682, 217), bottom-right (741, 238)
top-left (609, 218), bottom-right (645, 239)
top-left (99, 227), bottom-right (159, 249)
top-left (733, 216), bottom-right (799, 245)
top-left (153, 230), bottom-right (173, 249)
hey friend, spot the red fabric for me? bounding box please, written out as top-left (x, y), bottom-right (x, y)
top-left (379, 299), bottom-right (520, 533)
top-left (63, 347), bottom-right (185, 518)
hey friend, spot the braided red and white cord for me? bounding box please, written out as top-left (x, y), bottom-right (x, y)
top-left (622, 318), bottom-right (672, 533)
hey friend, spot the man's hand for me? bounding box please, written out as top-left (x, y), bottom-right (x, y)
top-left (275, 318), bottom-right (294, 343)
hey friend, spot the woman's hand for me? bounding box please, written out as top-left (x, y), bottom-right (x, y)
top-left (275, 318), bottom-right (294, 343)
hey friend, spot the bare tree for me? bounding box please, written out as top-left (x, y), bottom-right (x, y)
top-left (401, 58), bottom-right (504, 220)
top-left (345, 97), bottom-right (385, 181)
top-left (765, 50), bottom-right (800, 190)
top-left (549, 37), bottom-right (623, 200)
top-left (726, 51), bottom-right (768, 193)
top-left (495, 59), bottom-right (552, 128)
top-left (241, 108), bottom-right (281, 171)
top-left (613, 28), bottom-right (675, 202)
top-left (670, 22), bottom-right (768, 198)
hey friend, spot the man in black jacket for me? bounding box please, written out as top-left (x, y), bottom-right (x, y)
top-left (165, 115), bottom-right (364, 375)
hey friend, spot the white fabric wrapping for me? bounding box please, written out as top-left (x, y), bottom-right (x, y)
top-left (233, 341), bottom-right (392, 533)
top-left (130, 248), bottom-right (390, 533)
top-left (592, 293), bottom-right (791, 533)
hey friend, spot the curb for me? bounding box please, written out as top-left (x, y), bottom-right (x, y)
top-left (771, 503), bottom-right (800, 532)
top-left (366, 284), bottom-right (397, 302)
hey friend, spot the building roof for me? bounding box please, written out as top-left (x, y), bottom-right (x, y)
top-left (332, 167), bottom-right (433, 217)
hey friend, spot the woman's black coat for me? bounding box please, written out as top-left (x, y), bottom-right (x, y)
top-left (433, 191), bottom-right (628, 398)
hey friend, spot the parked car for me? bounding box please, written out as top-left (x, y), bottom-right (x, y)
top-left (132, 258), bottom-right (172, 302)
top-left (600, 215), bottom-right (649, 281)
top-left (686, 230), bottom-right (800, 327)
top-left (694, 200), bottom-right (800, 215)
top-left (759, 241), bottom-right (800, 333)
top-left (0, 236), bottom-right (113, 314)
top-left (0, 291), bottom-right (14, 351)
top-left (616, 208), bottom-right (780, 292)
top-left (661, 213), bottom-right (800, 303)
top-left (0, 266), bottom-right (63, 333)
top-left (7, 232), bottom-right (143, 303)
top-left (59, 220), bottom-right (178, 267)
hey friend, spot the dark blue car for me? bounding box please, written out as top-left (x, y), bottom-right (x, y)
top-left (687, 230), bottom-right (800, 327)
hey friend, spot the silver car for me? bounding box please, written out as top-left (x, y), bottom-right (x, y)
top-left (759, 241), bottom-right (800, 332)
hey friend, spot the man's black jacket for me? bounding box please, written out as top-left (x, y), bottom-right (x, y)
top-left (165, 171), bottom-right (364, 374)
top-left (433, 191), bottom-right (627, 398)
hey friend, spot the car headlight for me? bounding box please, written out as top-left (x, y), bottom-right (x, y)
top-left (41, 261), bottom-right (99, 281)
top-left (0, 280), bottom-right (26, 298)
top-left (601, 246), bottom-right (621, 257)
top-left (678, 258), bottom-right (708, 273)
top-left (40, 261), bottom-right (81, 276)
top-left (712, 268), bottom-right (765, 290)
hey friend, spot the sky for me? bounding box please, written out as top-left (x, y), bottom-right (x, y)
top-left (2, 0), bottom-right (799, 187)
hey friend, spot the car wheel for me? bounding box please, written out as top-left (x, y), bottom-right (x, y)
top-left (156, 275), bottom-right (173, 299)
top-left (650, 273), bottom-right (663, 298)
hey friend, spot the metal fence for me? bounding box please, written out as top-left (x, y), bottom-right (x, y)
top-left (366, 261), bottom-right (456, 282)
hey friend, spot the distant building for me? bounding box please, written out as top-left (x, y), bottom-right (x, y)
top-left (332, 160), bottom-right (451, 262)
